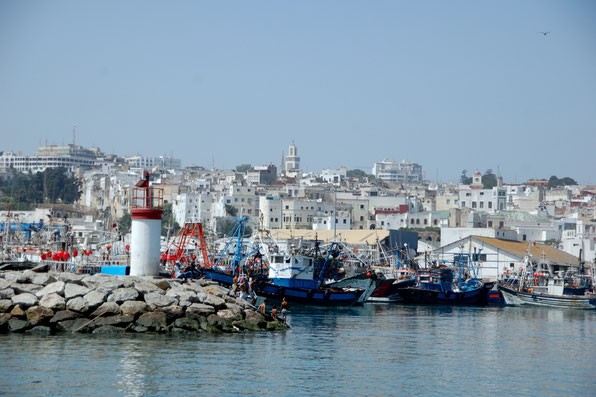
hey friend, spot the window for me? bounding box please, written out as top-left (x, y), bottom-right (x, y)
top-left (424, 219), bottom-right (428, 225)
top-left (479, 202), bottom-right (484, 208)
top-left (472, 202), bottom-right (477, 208)
top-left (488, 202), bottom-right (492, 209)
top-left (416, 219), bottom-right (420, 225)
top-left (455, 200), bottom-right (458, 204)
top-left (480, 192), bottom-right (484, 196)
top-left (433, 219), bottom-right (438, 225)
top-left (466, 193), bottom-right (471, 197)
top-left (360, 204), bottom-right (364, 209)
top-left (488, 221), bottom-right (493, 227)
top-left (343, 219), bottom-right (347, 224)
top-left (523, 234), bottom-right (527, 241)
top-left (446, 199), bottom-right (450, 204)
top-left (499, 221), bottom-right (504, 228)
top-left (360, 216), bottom-right (364, 221)
top-left (462, 201), bottom-right (465, 207)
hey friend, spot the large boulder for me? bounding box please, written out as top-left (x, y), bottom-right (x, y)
top-left (151, 280), bottom-right (171, 291)
top-left (51, 272), bottom-right (85, 285)
top-left (96, 280), bottom-right (128, 292)
top-left (144, 292), bottom-right (177, 309)
top-left (203, 294), bottom-right (226, 310)
top-left (95, 315), bottom-right (134, 327)
top-left (136, 312), bottom-right (167, 332)
top-left (30, 273), bottom-right (56, 286)
top-left (107, 288), bottom-right (139, 304)
top-left (133, 281), bottom-right (163, 295)
top-left (0, 288), bottom-right (15, 300)
top-left (173, 317), bottom-right (201, 331)
top-left (8, 318), bottom-right (30, 332)
top-left (156, 304), bottom-right (184, 322)
top-left (35, 281), bottom-right (66, 298)
top-left (50, 310), bottom-right (80, 323)
top-left (66, 297), bottom-right (90, 313)
top-left (64, 284), bottom-right (91, 299)
top-left (56, 318), bottom-right (92, 333)
top-left (203, 284), bottom-right (229, 298)
top-left (27, 326), bottom-right (52, 335)
top-left (0, 299), bottom-right (12, 312)
top-left (0, 278), bottom-right (14, 290)
top-left (25, 306), bottom-right (54, 325)
top-left (39, 293), bottom-right (66, 311)
top-left (90, 302), bottom-right (121, 317)
top-left (4, 272), bottom-right (28, 283)
top-left (186, 303), bottom-right (215, 318)
top-left (244, 310), bottom-right (265, 324)
top-left (12, 283), bottom-right (41, 294)
top-left (93, 325), bottom-right (125, 334)
top-left (11, 293), bottom-right (38, 309)
top-left (10, 305), bottom-right (26, 317)
top-left (120, 301), bottom-right (150, 317)
top-left (83, 290), bottom-right (108, 309)
top-left (216, 309), bottom-right (243, 322)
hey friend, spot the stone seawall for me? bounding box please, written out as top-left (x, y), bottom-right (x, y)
top-left (0, 270), bottom-right (289, 335)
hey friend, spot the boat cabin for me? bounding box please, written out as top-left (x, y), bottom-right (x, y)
top-left (268, 254), bottom-right (318, 289)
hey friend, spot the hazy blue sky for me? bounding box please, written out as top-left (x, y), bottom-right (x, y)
top-left (1, 1), bottom-right (595, 183)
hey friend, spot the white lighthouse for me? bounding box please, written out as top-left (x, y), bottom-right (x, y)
top-left (130, 172), bottom-right (163, 276)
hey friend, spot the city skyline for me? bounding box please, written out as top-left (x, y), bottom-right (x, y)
top-left (1, 1), bottom-right (595, 183)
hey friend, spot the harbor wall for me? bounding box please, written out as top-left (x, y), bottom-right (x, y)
top-left (0, 270), bottom-right (288, 334)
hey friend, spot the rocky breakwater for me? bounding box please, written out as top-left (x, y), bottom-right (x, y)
top-left (0, 270), bottom-right (289, 335)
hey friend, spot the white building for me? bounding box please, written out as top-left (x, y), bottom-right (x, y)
top-left (172, 192), bottom-right (213, 225)
top-left (312, 211), bottom-right (351, 231)
top-left (433, 236), bottom-right (580, 280)
top-left (0, 145), bottom-right (99, 173)
top-left (125, 155), bottom-right (182, 170)
top-left (459, 186), bottom-right (507, 213)
top-left (372, 160), bottom-right (423, 183)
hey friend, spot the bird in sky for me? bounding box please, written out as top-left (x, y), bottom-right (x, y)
top-left (539, 31), bottom-right (550, 36)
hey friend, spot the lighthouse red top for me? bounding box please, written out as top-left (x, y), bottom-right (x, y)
top-left (131, 171), bottom-right (164, 220)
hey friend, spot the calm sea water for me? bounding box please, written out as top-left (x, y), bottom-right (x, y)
top-left (1, 305), bottom-right (595, 396)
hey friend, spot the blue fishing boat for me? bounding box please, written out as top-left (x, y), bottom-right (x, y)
top-left (398, 254), bottom-right (489, 305)
top-left (262, 251), bottom-right (369, 306)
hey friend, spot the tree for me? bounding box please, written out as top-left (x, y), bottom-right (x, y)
top-left (235, 164), bottom-right (253, 173)
top-left (346, 169), bottom-right (367, 179)
top-left (118, 213), bottom-right (132, 234)
top-left (0, 167), bottom-right (81, 204)
top-left (216, 217), bottom-right (253, 238)
top-left (548, 175), bottom-right (578, 188)
top-left (161, 202), bottom-right (180, 236)
top-left (482, 169), bottom-right (498, 189)
top-left (460, 170), bottom-right (472, 185)
top-left (225, 204), bottom-right (238, 217)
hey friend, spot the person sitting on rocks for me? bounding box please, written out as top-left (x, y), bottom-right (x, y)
top-left (174, 261), bottom-right (191, 281)
top-left (271, 307), bottom-right (278, 321)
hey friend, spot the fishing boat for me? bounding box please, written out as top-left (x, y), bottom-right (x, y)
top-left (497, 250), bottom-right (596, 309)
top-left (261, 251), bottom-right (370, 306)
top-left (397, 254), bottom-right (489, 305)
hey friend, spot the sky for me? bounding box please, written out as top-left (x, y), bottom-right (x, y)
top-left (1, 1), bottom-right (595, 184)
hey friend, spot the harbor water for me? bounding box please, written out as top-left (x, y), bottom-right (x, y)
top-left (1, 304), bottom-right (595, 396)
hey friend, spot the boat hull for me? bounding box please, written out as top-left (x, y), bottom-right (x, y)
top-left (256, 282), bottom-right (365, 307)
top-left (399, 285), bottom-right (486, 305)
top-left (498, 284), bottom-right (596, 309)
top-left (202, 268), bottom-right (365, 307)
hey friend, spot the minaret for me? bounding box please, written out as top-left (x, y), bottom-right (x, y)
top-left (285, 141), bottom-right (300, 174)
